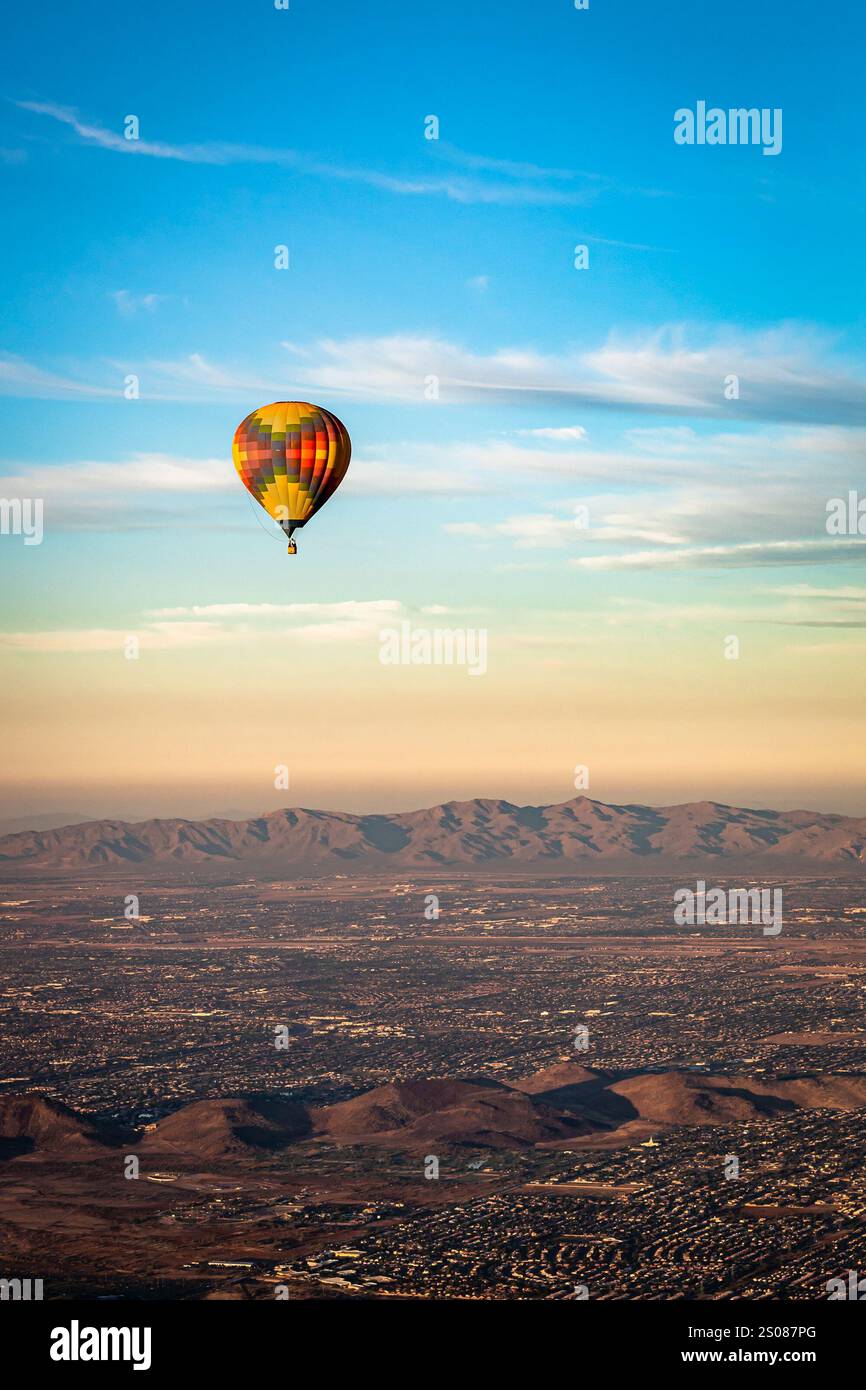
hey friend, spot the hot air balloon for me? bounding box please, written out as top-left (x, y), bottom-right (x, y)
top-left (232, 401), bottom-right (351, 555)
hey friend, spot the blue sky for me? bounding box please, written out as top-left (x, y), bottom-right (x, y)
top-left (1, 0), bottom-right (865, 818)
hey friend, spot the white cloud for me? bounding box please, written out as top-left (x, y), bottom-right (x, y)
top-left (604, 590), bottom-right (866, 628)
top-left (0, 623), bottom-right (227, 653)
top-left (15, 101), bottom-right (607, 207)
top-left (111, 290), bottom-right (169, 317)
top-left (342, 458), bottom-right (488, 496)
top-left (516, 426), bottom-right (588, 441)
top-left (352, 435), bottom-right (702, 491)
top-left (447, 511), bottom-right (684, 550)
top-left (569, 539), bottom-right (866, 570)
top-left (0, 600), bottom-right (409, 655)
top-left (148, 600), bottom-right (401, 620)
top-left (766, 584), bottom-right (866, 601)
top-left (5, 328), bottom-right (866, 425)
top-left (446, 523), bottom-right (485, 538)
top-left (0, 354), bottom-right (115, 399)
top-left (436, 421), bottom-right (866, 566)
top-left (0, 454), bottom-right (230, 497)
top-left (273, 328), bottom-right (866, 424)
top-left (2, 416), bottom-right (863, 558)
top-left (447, 514), bottom-right (577, 548)
top-left (145, 599), bottom-right (405, 649)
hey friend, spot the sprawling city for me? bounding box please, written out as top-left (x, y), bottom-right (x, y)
top-left (2, 871), bottom-right (865, 1302)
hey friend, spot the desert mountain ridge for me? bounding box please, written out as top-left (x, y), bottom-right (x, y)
top-left (5, 1065), bottom-right (866, 1159)
top-left (0, 795), bottom-right (864, 876)
top-left (0, 1093), bottom-right (124, 1159)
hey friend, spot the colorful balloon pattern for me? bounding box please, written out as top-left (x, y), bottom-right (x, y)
top-left (233, 401), bottom-right (351, 552)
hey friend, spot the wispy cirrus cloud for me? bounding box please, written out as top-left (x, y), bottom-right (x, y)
top-left (110, 290), bottom-right (170, 317)
top-left (2, 420), bottom-right (864, 548)
top-left (767, 584), bottom-right (866, 601)
top-left (4, 326), bottom-right (866, 425)
top-left (569, 539), bottom-right (866, 571)
top-left (353, 435), bottom-right (704, 493)
top-left (448, 513), bottom-right (684, 548)
top-left (428, 140), bottom-right (672, 203)
top-left (146, 599), bottom-right (405, 644)
top-left (275, 326), bottom-right (866, 424)
top-left (148, 600), bottom-right (401, 620)
top-left (13, 100), bottom-right (610, 206)
top-left (603, 588), bottom-right (866, 629)
top-left (166, 327), bottom-right (866, 424)
top-left (759, 584), bottom-right (866, 626)
top-left (0, 600), bottom-right (408, 654)
top-left (0, 353), bottom-right (116, 399)
top-left (0, 453), bottom-right (235, 533)
top-left (0, 453), bottom-right (229, 495)
top-left (0, 622), bottom-right (228, 653)
top-left (441, 423), bottom-right (866, 568)
top-left (517, 425), bottom-right (588, 441)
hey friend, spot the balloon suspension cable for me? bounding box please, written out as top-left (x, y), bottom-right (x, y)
top-left (242, 488), bottom-right (284, 543)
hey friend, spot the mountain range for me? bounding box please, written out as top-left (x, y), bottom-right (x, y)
top-left (0, 796), bottom-right (864, 876)
top-left (5, 1065), bottom-right (866, 1160)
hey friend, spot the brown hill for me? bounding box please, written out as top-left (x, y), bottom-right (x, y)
top-left (513, 1063), bottom-right (629, 1125)
top-left (514, 1064), bottom-right (866, 1130)
top-left (596, 1070), bottom-right (866, 1128)
top-left (140, 1096), bottom-right (311, 1158)
top-left (605, 1073), bottom-right (790, 1126)
top-left (515, 1062), bottom-right (607, 1095)
top-left (711, 1073), bottom-right (866, 1112)
top-left (1, 796), bottom-right (864, 876)
top-left (0, 1094), bottom-right (113, 1158)
top-left (314, 1077), bottom-right (594, 1150)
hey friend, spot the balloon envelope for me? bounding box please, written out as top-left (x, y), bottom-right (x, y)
top-left (233, 401), bottom-right (351, 538)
